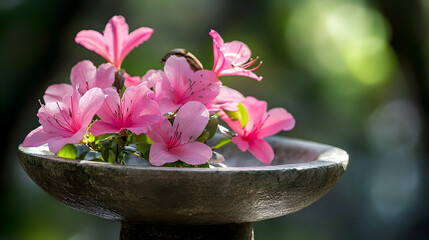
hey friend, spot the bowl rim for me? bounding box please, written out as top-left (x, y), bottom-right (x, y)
top-left (17, 136), bottom-right (350, 224)
top-left (18, 136), bottom-right (349, 173)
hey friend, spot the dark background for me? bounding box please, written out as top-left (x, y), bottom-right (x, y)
top-left (1, 0), bottom-right (428, 239)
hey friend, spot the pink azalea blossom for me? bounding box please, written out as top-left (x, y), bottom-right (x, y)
top-left (147, 101), bottom-right (212, 166)
top-left (210, 30), bottom-right (262, 81)
top-left (23, 88), bottom-right (106, 153)
top-left (43, 60), bottom-right (116, 103)
top-left (124, 72), bottom-right (142, 88)
top-left (90, 83), bottom-right (162, 136)
top-left (206, 85), bottom-right (245, 113)
top-left (141, 69), bottom-right (165, 89)
top-left (138, 70), bottom-right (165, 103)
top-left (220, 97), bottom-right (295, 164)
top-left (75, 15), bottom-right (153, 69)
top-left (154, 56), bottom-right (221, 113)
top-left (123, 69), bottom-right (164, 89)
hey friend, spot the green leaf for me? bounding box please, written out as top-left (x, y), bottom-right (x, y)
top-left (76, 145), bottom-right (90, 160)
top-left (123, 145), bottom-right (148, 160)
top-left (205, 114), bottom-right (219, 140)
top-left (95, 134), bottom-right (117, 145)
top-left (136, 143), bottom-right (151, 159)
top-left (96, 135), bottom-right (119, 163)
top-left (58, 144), bottom-right (77, 159)
top-left (221, 104), bottom-right (247, 128)
top-left (123, 153), bottom-right (151, 166)
top-left (131, 134), bottom-right (153, 160)
top-left (196, 130), bottom-right (210, 142)
top-left (197, 163), bottom-right (210, 168)
top-left (107, 149), bottom-right (116, 163)
top-left (162, 161), bottom-right (210, 168)
top-left (91, 115), bottom-right (101, 122)
top-left (212, 138), bottom-right (232, 150)
top-left (223, 109), bottom-right (240, 121)
top-left (85, 133), bottom-right (96, 143)
top-left (134, 133), bottom-right (154, 145)
top-left (79, 150), bottom-right (102, 161)
top-left (121, 85), bottom-right (127, 97)
top-left (238, 103), bottom-right (248, 128)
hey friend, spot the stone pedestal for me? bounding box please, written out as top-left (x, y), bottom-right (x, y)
top-left (119, 222), bottom-right (253, 240)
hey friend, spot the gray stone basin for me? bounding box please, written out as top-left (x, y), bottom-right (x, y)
top-left (18, 136), bottom-right (348, 239)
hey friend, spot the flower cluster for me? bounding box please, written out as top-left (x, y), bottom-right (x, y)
top-left (23, 16), bottom-right (295, 166)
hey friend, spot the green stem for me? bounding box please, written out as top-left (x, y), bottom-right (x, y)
top-left (211, 138), bottom-right (232, 150)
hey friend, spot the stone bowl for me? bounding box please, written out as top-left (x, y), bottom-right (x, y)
top-left (18, 136), bottom-right (348, 239)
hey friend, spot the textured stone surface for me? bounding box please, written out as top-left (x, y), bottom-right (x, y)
top-left (119, 222), bottom-right (253, 240)
top-left (18, 136), bottom-right (348, 226)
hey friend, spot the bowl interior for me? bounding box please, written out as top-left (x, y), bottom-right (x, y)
top-left (213, 136), bottom-right (333, 167)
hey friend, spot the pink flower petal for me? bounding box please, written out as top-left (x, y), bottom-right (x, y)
top-left (138, 97), bottom-right (162, 116)
top-left (95, 63), bottom-right (117, 89)
top-left (27, 87), bottom-right (104, 153)
top-left (124, 74), bottom-right (142, 87)
top-left (23, 126), bottom-right (53, 148)
top-left (68, 87), bottom-right (82, 126)
top-left (71, 60), bottom-right (97, 94)
top-left (79, 88), bottom-right (106, 127)
top-left (147, 119), bottom-right (173, 144)
top-left (219, 109), bottom-right (244, 136)
top-left (164, 56), bottom-right (194, 93)
top-left (146, 102), bottom-right (212, 166)
top-left (169, 142), bottom-right (212, 165)
top-left (75, 16), bottom-right (153, 69)
top-left (214, 85), bottom-right (245, 103)
top-left (93, 84), bottom-right (161, 135)
top-left (141, 70), bottom-right (165, 102)
top-left (248, 138), bottom-right (274, 164)
top-left (173, 101), bottom-right (209, 143)
top-left (210, 30), bottom-right (263, 81)
top-left (179, 70), bottom-right (221, 105)
top-left (43, 84), bottom-right (73, 103)
top-left (121, 84), bottom-right (152, 117)
top-left (75, 30), bottom-right (109, 61)
top-left (103, 16), bottom-right (129, 68)
top-left (158, 98), bottom-right (181, 114)
top-left (126, 114), bottom-right (161, 135)
top-left (37, 96), bottom-right (81, 138)
top-left (89, 120), bottom-right (121, 136)
top-left (209, 29), bottom-right (224, 46)
top-left (141, 69), bottom-right (165, 89)
top-left (50, 127), bottom-right (88, 153)
top-left (94, 88), bottom-right (121, 132)
top-left (24, 124), bottom-right (78, 153)
top-left (149, 143), bottom-right (179, 166)
top-left (242, 97), bottom-right (267, 134)
top-left (37, 101), bottom-right (75, 136)
top-left (258, 108), bottom-right (295, 139)
top-left (231, 136), bottom-right (250, 152)
top-left (208, 86), bottom-right (245, 112)
top-left (160, 56), bottom-right (221, 111)
top-left (222, 96), bottom-right (294, 164)
top-left (209, 30), bottom-right (231, 74)
top-left (222, 41), bottom-right (252, 66)
top-left (217, 67), bottom-right (263, 81)
top-left (120, 27), bottom-right (153, 63)
top-left (48, 137), bottom-right (74, 154)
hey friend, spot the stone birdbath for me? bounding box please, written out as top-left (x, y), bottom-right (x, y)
top-left (18, 136), bottom-right (348, 240)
